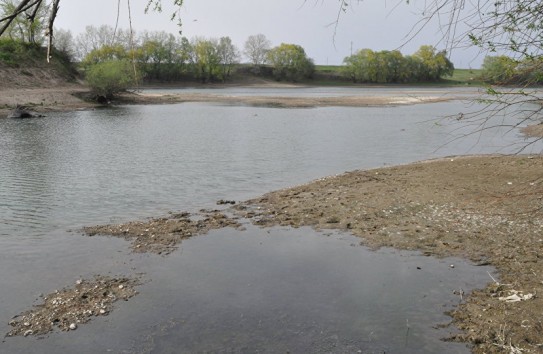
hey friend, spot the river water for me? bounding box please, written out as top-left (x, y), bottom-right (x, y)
top-left (0, 87), bottom-right (540, 353)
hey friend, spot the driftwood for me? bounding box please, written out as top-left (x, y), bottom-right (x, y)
top-left (7, 105), bottom-right (44, 119)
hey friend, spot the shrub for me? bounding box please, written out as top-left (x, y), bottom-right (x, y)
top-left (85, 60), bottom-right (138, 99)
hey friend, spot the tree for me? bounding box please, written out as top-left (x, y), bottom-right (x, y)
top-left (75, 25), bottom-right (132, 61)
top-left (52, 27), bottom-right (75, 61)
top-left (266, 43), bottom-right (314, 82)
top-left (136, 31), bottom-right (174, 80)
top-left (480, 55), bottom-right (518, 84)
top-left (243, 34), bottom-right (271, 72)
top-left (0, 0), bottom-right (47, 44)
top-left (191, 37), bottom-right (220, 83)
top-left (343, 46), bottom-right (453, 83)
top-left (81, 44), bottom-right (128, 68)
top-left (217, 36), bottom-right (239, 81)
top-left (0, 0), bottom-right (176, 61)
top-left (412, 45), bottom-right (454, 81)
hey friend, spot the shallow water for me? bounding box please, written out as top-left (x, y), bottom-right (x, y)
top-left (0, 92), bottom-right (540, 352)
top-left (1, 225), bottom-right (493, 353)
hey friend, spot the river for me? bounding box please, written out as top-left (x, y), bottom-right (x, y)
top-left (0, 87), bottom-right (540, 353)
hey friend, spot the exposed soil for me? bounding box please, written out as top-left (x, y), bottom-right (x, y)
top-left (7, 276), bottom-right (139, 337)
top-left (0, 65), bottom-right (97, 117)
top-left (82, 209), bottom-right (242, 255)
top-left (231, 155), bottom-right (543, 353)
top-left (0, 85), bottom-right (96, 117)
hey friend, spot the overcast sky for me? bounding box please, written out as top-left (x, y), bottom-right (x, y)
top-left (55, 0), bottom-right (485, 68)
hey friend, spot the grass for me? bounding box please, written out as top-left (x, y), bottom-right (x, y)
top-left (441, 68), bottom-right (484, 86)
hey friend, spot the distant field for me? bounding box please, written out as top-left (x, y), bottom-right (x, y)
top-left (315, 65), bottom-right (343, 72)
top-left (443, 68), bottom-right (484, 85)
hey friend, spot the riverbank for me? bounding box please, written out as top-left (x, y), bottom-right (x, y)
top-left (0, 81), bottom-right (474, 117)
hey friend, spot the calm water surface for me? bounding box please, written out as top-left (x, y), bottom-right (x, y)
top-left (0, 92), bottom-right (540, 353)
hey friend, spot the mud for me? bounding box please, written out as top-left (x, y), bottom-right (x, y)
top-left (7, 276), bottom-right (139, 337)
top-left (82, 210), bottom-right (242, 255)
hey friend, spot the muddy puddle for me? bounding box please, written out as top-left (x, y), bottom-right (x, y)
top-left (2, 223), bottom-right (494, 353)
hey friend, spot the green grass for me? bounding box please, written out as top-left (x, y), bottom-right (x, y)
top-left (315, 65), bottom-right (343, 73)
top-left (441, 68), bottom-right (484, 85)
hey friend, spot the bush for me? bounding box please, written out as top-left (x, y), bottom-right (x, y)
top-left (267, 43), bottom-right (314, 82)
top-left (85, 60), bottom-right (138, 99)
top-left (0, 38), bottom-right (38, 66)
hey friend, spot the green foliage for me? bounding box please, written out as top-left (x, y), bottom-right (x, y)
top-left (85, 60), bottom-right (137, 98)
top-left (481, 55), bottom-right (543, 85)
top-left (0, 37), bottom-right (36, 65)
top-left (76, 28), bottom-right (241, 84)
top-left (343, 45), bottom-right (454, 83)
top-left (82, 45), bottom-right (129, 67)
top-left (481, 56), bottom-right (518, 84)
top-left (0, 0), bottom-right (47, 44)
top-left (0, 37), bottom-right (73, 71)
top-left (266, 43), bottom-right (315, 82)
top-left (192, 38), bottom-right (221, 82)
top-left (413, 45), bottom-right (454, 81)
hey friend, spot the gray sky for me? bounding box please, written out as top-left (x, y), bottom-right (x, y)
top-left (55, 0), bottom-right (484, 68)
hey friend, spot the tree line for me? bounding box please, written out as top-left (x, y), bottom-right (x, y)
top-left (480, 55), bottom-right (543, 85)
top-left (342, 46), bottom-right (454, 83)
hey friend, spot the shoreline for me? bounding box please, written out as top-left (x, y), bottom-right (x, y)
top-left (0, 82), bottom-right (475, 116)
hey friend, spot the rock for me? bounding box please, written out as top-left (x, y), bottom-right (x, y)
top-left (7, 105), bottom-right (44, 119)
